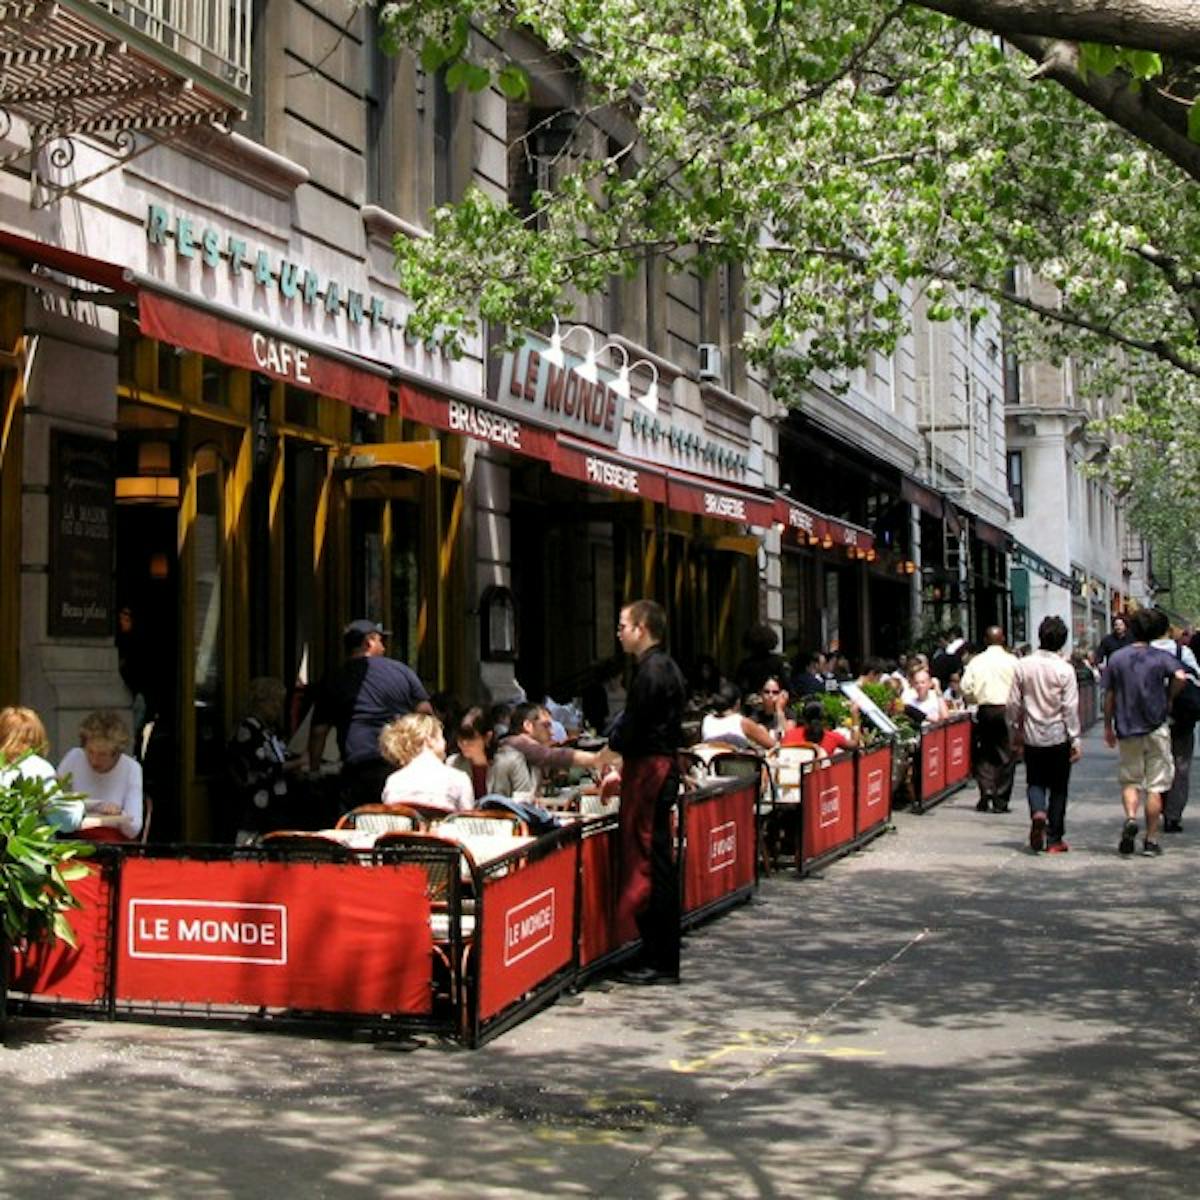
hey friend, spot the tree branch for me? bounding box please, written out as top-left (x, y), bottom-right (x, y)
top-left (1006, 33), bottom-right (1200, 185)
top-left (914, 0), bottom-right (1200, 57)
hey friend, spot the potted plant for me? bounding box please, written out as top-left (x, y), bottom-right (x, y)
top-left (0, 766), bottom-right (92, 1030)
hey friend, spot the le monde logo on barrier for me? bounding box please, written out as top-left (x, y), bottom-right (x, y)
top-left (128, 899), bottom-right (287, 966)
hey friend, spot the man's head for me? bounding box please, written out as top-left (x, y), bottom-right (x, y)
top-left (511, 701), bottom-right (554, 745)
top-left (984, 626), bottom-right (1006, 648)
top-left (1131, 606), bottom-right (1170, 643)
top-left (1112, 615), bottom-right (1128, 637)
top-left (618, 599), bottom-right (666, 656)
top-left (1037, 615), bottom-right (1069, 653)
top-left (344, 618), bottom-right (390, 657)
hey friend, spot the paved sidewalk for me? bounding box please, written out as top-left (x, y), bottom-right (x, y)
top-left (3, 727), bottom-right (1199, 1198)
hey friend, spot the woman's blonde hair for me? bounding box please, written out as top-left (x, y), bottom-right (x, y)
top-left (79, 709), bottom-right (130, 754)
top-left (0, 706), bottom-right (48, 761)
top-left (379, 713), bottom-right (442, 768)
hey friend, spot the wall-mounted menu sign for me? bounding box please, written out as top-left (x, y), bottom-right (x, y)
top-left (49, 432), bottom-right (115, 637)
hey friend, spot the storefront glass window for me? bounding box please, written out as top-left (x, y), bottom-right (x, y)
top-left (192, 447), bottom-right (224, 776)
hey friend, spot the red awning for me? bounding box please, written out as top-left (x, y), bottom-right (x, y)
top-left (139, 290), bottom-right (389, 415)
top-left (552, 436), bottom-right (667, 503)
top-left (667, 474), bottom-right (775, 527)
top-left (0, 228), bottom-right (133, 293)
top-left (398, 383), bottom-right (557, 463)
top-left (773, 495), bottom-right (874, 551)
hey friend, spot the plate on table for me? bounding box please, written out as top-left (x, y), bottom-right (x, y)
top-left (573, 736), bottom-right (606, 751)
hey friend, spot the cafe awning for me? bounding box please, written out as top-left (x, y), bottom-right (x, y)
top-left (552, 435), bottom-right (667, 503)
top-left (666, 473), bottom-right (775, 527)
top-left (773, 495), bottom-right (875, 552)
top-left (0, 227), bottom-right (133, 295)
top-left (398, 382), bottom-right (558, 463)
top-left (135, 282), bottom-right (390, 414)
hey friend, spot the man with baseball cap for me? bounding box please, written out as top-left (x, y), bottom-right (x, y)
top-left (308, 618), bottom-right (433, 810)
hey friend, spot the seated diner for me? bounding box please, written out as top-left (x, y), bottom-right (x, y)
top-left (489, 702), bottom-right (615, 797)
top-left (700, 682), bottom-right (776, 750)
top-left (57, 710), bottom-right (144, 841)
top-left (380, 713), bottom-right (474, 813)
top-left (782, 699), bottom-right (859, 755)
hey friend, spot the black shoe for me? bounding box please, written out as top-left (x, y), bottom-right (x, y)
top-left (1119, 819), bottom-right (1138, 856)
top-left (1163, 819), bottom-right (1184, 834)
top-left (617, 965), bottom-right (680, 986)
top-left (1142, 840), bottom-right (1163, 857)
top-left (992, 802), bottom-right (1010, 814)
top-left (975, 798), bottom-right (991, 813)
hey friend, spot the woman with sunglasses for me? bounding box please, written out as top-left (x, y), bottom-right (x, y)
top-left (748, 675), bottom-right (792, 741)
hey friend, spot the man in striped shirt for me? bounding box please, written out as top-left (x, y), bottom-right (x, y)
top-left (1007, 616), bottom-right (1081, 853)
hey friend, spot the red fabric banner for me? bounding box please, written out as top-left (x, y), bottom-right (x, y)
top-left (477, 842), bottom-right (577, 1022)
top-left (802, 753), bottom-right (857, 865)
top-left (682, 781), bottom-right (757, 914)
top-left (399, 383), bottom-right (558, 462)
top-left (8, 861), bottom-right (112, 1003)
top-left (920, 725), bottom-right (948, 801)
top-left (855, 745), bottom-right (893, 836)
top-left (944, 717), bottom-right (972, 786)
top-left (139, 291), bottom-right (390, 414)
top-left (667, 476), bottom-right (775, 527)
top-left (115, 858), bottom-right (433, 1015)
top-left (553, 438), bottom-right (668, 503)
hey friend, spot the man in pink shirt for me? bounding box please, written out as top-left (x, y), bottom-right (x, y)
top-left (1007, 615), bottom-right (1081, 853)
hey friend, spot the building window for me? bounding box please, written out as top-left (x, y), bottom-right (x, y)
top-left (1007, 450), bottom-right (1024, 518)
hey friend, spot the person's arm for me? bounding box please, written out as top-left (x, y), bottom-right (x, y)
top-left (739, 716), bottom-right (776, 750)
top-left (308, 719), bottom-right (331, 773)
top-left (415, 700), bottom-right (434, 715)
top-left (1063, 668), bottom-right (1082, 761)
top-left (1103, 684), bottom-right (1117, 747)
top-left (120, 756), bottom-right (144, 839)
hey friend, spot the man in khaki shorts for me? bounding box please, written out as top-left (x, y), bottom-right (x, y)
top-left (1103, 608), bottom-right (1188, 857)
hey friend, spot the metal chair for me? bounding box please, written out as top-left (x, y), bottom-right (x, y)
top-left (335, 803), bottom-right (429, 835)
top-left (435, 809), bottom-right (528, 838)
top-left (259, 831), bottom-right (359, 862)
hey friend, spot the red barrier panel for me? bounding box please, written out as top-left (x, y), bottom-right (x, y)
top-left (801, 753), bottom-right (857, 866)
top-left (115, 858), bottom-right (433, 1014)
top-left (944, 718), bottom-right (971, 787)
top-left (9, 861), bottom-right (112, 1004)
top-left (682, 781), bottom-right (756, 917)
top-left (578, 821), bottom-right (638, 968)
top-left (477, 841), bottom-right (577, 1023)
top-left (919, 725), bottom-right (947, 801)
top-left (855, 745), bottom-right (893, 836)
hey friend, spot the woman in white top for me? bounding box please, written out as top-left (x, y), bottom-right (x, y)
top-left (57, 710), bottom-right (143, 841)
top-left (700, 682), bottom-right (776, 750)
top-left (380, 712), bottom-right (474, 813)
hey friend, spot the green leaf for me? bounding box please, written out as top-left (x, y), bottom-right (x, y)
top-left (1079, 43), bottom-right (1120, 81)
top-left (1190, 99), bottom-right (1200, 145)
top-left (465, 63), bottom-right (492, 93)
top-left (444, 58), bottom-right (469, 92)
top-left (1124, 50), bottom-right (1162, 81)
top-left (419, 38), bottom-right (449, 74)
top-left (498, 63), bottom-right (530, 102)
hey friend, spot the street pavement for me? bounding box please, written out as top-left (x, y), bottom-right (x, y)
top-left (3, 726), bottom-right (1199, 1198)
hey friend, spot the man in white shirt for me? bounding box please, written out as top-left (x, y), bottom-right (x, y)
top-left (1150, 619), bottom-right (1200, 833)
top-left (1007, 615), bottom-right (1081, 852)
top-left (961, 626), bottom-right (1018, 813)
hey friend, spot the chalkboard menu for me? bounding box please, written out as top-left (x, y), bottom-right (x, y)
top-left (48, 432), bottom-right (116, 637)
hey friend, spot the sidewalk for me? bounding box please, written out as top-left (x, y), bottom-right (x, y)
top-left (3, 727), bottom-right (1199, 1198)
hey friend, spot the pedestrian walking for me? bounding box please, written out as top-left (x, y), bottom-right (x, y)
top-left (961, 626), bottom-right (1018, 813)
top-left (1007, 616), bottom-right (1080, 853)
top-left (1151, 624), bottom-right (1200, 834)
top-left (610, 599), bottom-right (687, 986)
top-left (1103, 607), bottom-right (1189, 857)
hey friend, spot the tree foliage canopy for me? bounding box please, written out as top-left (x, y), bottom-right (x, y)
top-left (379, 0), bottom-right (1199, 388)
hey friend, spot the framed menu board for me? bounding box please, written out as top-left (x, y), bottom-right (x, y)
top-left (48, 432), bottom-right (116, 637)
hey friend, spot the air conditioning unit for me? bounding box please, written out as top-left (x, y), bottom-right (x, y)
top-left (698, 343), bottom-right (722, 382)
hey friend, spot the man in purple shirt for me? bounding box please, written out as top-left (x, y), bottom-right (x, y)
top-left (1103, 608), bottom-right (1187, 857)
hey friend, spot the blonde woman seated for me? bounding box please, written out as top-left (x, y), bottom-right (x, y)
top-left (57, 710), bottom-right (144, 841)
top-left (0, 706), bottom-right (88, 834)
top-left (380, 712), bottom-right (474, 814)
top-left (700, 682), bottom-right (776, 751)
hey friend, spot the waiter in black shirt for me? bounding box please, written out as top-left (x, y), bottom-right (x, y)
top-left (610, 599), bottom-right (687, 985)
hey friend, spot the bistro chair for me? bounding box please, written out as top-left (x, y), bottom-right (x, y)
top-left (336, 803), bottom-right (429, 835)
top-left (259, 830), bottom-right (359, 863)
top-left (436, 809), bottom-right (528, 838)
top-left (706, 750), bottom-right (772, 875)
top-left (138, 795), bottom-right (153, 845)
top-left (769, 742), bottom-right (821, 870)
